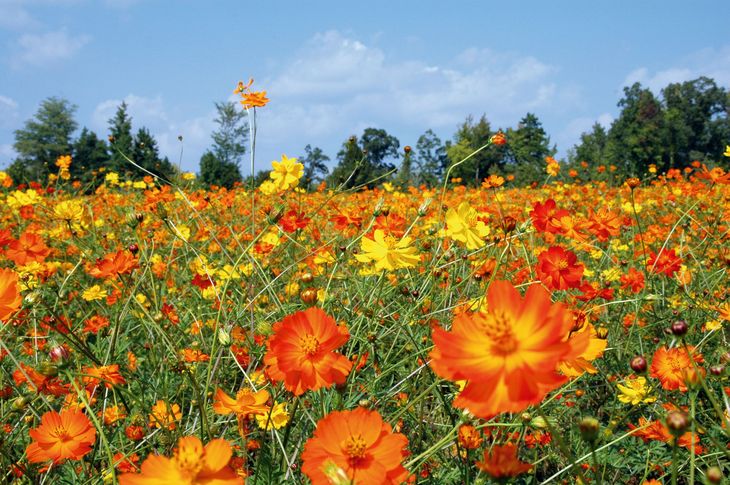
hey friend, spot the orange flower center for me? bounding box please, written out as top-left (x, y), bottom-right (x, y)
top-left (343, 434), bottom-right (368, 462)
top-left (556, 258), bottom-right (569, 270)
top-left (53, 427), bottom-right (73, 443)
top-left (483, 311), bottom-right (518, 355)
top-left (299, 334), bottom-right (320, 356)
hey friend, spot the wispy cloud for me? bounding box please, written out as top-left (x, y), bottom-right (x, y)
top-left (11, 28), bottom-right (90, 68)
top-left (622, 45), bottom-right (730, 92)
top-left (258, 30), bottom-right (582, 163)
top-left (0, 95), bottom-right (19, 128)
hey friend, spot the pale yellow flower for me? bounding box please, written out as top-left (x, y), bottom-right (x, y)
top-left (355, 229), bottom-right (420, 271)
top-left (445, 202), bottom-right (490, 250)
top-left (617, 376), bottom-right (655, 405)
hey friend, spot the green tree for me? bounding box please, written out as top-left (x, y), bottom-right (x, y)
top-left (131, 128), bottom-right (177, 181)
top-left (299, 145), bottom-right (329, 190)
top-left (394, 149), bottom-right (415, 188)
top-left (72, 127), bottom-right (110, 187)
top-left (329, 128), bottom-right (400, 189)
top-left (569, 123), bottom-right (608, 168)
top-left (8, 97), bottom-right (77, 183)
top-left (199, 102), bottom-right (248, 188)
top-left (107, 102), bottom-right (135, 174)
top-left (445, 115), bottom-right (505, 185)
top-left (661, 76), bottom-right (729, 166)
top-left (605, 83), bottom-right (665, 176)
top-left (413, 129), bottom-right (448, 186)
top-left (199, 151), bottom-right (242, 188)
top-left (505, 113), bottom-right (556, 185)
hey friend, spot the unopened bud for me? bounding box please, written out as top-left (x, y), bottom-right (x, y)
top-left (579, 416), bottom-right (600, 443)
top-left (665, 411), bottom-right (689, 437)
top-left (630, 355), bottom-right (648, 373)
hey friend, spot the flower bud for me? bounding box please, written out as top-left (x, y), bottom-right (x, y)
top-left (37, 361), bottom-right (58, 377)
top-left (579, 416), bottom-right (600, 443)
top-left (217, 328), bottom-right (231, 347)
top-left (665, 411), bottom-right (689, 437)
top-left (630, 355), bottom-right (648, 373)
top-left (706, 466), bottom-right (723, 484)
top-left (671, 320), bottom-right (689, 336)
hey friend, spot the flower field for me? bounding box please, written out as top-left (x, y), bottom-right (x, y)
top-left (1, 145), bottom-right (730, 484)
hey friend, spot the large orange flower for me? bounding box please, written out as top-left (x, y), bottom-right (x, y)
top-left (301, 407), bottom-right (409, 485)
top-left (0, 268), bottom-right (22, 322)
top-left (650, 346), bottom-right (704, 392)
top-left (119, 436), bottom-right (242, 484)
top-left (87, 250), bottom-right (139, 279)
top-left (536, 246), bottom-right (584, 291)
top-left (5, 232), bottom-right (51, 266)
top-left (264, 307), bottom-right (352, 396)
top-left (26, 409), bottom-right (96, 464)
top-left (430, 280), bottom-right (588, 418)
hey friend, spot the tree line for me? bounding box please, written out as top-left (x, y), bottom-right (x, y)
top-left (4, 76), bottom-right (729, 190)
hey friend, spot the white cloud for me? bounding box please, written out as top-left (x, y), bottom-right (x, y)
top-left (92, 94), bottom-right (216, 172)
top-left (622, 46), bottom-right (730, 93)
top-left (0, 95), bottom-right (19, 128)
top-left (257, 30), bottom-right (581, 163)
top-left (0, 1), bottom-right (38, 29)
top-left (0, 143), bottom-right (16, 167)
top-left (11, 28), bottom-right (90, 67)
top-left (0, 0), bottom-right (86, 30)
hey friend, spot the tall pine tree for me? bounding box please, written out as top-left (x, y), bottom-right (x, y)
top-left (9, 97), bottom-right (77, 183)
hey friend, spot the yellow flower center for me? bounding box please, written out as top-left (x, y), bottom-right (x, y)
top-left (299, 334), bottom-right (320, 356)
top-left (343, 435), bottom-right (368, 461)
top-left (556, 258), bottom-right (569, 270)
top-left (483, 311), bottom-right (518, 355)
top-left (176, 444), bottom-right (204, 476)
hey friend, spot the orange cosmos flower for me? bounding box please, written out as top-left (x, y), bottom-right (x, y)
top-left (475, 442), bottom-right (533, 479)
top-left (646, 249), bottom-right (682, 277)
top-left (0, 268), bottom-right (22, 322)
top-left (6, 232), bottom-right (51, 265)
top-left (119, 435), bottom-right (242, 485)
top-left (26, 409), bottom-right (96, 464)
top-left (212, 387), bottom-right (270, 417)
top-left (536, 246), bottom-right (584, 291)
top-left (88, 250), bottom-right (139, 279)
top-left (240, 91), bottom-right (269, 109)
top-left (149, 400), bottom-right (182, 430)
top-left (264, 307), bottom-right (352, 396)
top-left (83, 364), bottom-right (126, 390)
top-left (490, 131), bottom-right (506, 145)
top-left (650, 346), bottom-right (704, 392)
top-left (301, 407), bottom-right (409, 485)
top-left (430, 280), bottom-right (588, 418)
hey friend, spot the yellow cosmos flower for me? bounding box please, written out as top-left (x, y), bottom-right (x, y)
top-left (445, 202), bottom-right (490, 250)
top-left (256, 402), bottom-right (290, 430)
top-left (354, 229), bottom-right (420, 271)
top-left (269, 154), bottom-right (303, 191)
top-left (54, 200), bottom-right (85, 225)
top-left (724, 145), bottom-right (730, 157)
top-left (7, 189), bottom-right (42, 209)
top-left (617, 376), bottom-right (656, 405)
top-left (82, 285), bottom-right (108, 302)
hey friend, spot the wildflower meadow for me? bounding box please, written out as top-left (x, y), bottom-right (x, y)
top-left (1, 80), bottom-right (730, 485)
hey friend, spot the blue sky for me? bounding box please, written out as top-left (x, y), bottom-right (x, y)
top-left (1, 0), bottom-right (729, 174)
